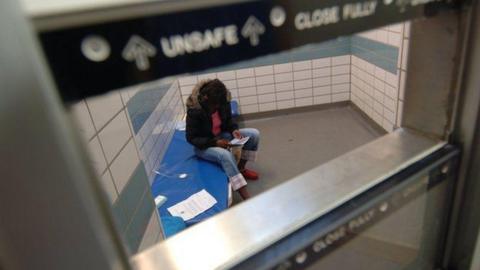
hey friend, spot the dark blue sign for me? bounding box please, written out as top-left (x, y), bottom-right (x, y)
top-left (39, 0), bottom-right (456, 101)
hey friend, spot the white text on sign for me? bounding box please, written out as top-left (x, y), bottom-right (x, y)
top-left (161, 25), bottom-right (238, 58)
top-left (295, 1), bottom-right (378, 31)
top-left (294, 7), bottom-right (340, 30)
top-left (343, 1), bottom-right (378, 20)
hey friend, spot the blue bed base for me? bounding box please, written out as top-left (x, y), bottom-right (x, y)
top-left (151, 130), bottom-right (229, 227)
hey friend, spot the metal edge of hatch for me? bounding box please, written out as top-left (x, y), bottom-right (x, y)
top-left (442, 0), bottom-right (480, 268)
top-left (1, 0), bottom-right (130, 269)
top-left (131, 128), bottom-right (446, 270)
top-left (234, 144), bottom-right (459, 270)
top-left (24, 0), bottom-right (257, 32)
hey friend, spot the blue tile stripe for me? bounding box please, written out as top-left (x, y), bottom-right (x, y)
top-left (204, 36), bottom-right (398, 74)
top-left (127, 84), bottom-right (172, 134)
top-left (350, 36), bottom-right (399, 74)
top-left (111, 162), bottom-right (156, 253)
top-left (118, 161), bottom-right (150, 222)
top-left (205, 37), bottom-right (351, 72)
top-left (125, 189), bottom-right (155, 253)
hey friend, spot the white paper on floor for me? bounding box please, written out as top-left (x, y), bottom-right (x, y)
top-left (167, 189), bottom-right (217, 221)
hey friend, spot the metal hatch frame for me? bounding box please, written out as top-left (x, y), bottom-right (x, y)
top-left (2, 0), bottom-right (480, 269)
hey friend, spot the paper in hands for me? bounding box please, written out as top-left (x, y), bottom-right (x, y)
top-left (229, 136), bottom-right (250, 146)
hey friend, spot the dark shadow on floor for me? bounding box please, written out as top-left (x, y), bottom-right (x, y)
top-left (233, 104), bottom-right (385, 202)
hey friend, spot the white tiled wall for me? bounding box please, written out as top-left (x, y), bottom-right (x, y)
top-left (351, 23), bottom-right (409, 132)
top-left (70, 87), bottom-right (163, 253)
top-left (71, 90), bottom-right (139, 194)
top-left (133, 81), bottom-right (185, 184)
top-left (397, 22), bottom-right (410, 126)
top-left (175, 24), bottom-right (409, 134)
top-left (351, 57), bottom-right (398, 132)
top-left (178, 55), bottom-right (351, 114)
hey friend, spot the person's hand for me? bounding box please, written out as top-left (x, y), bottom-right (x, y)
top-left (216, 139), bottom-right (230, 149)
top-left (232, 130), bottom-right (243, 139)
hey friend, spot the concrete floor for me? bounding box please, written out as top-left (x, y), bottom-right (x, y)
top-left (237, 104), bottom-right (385, 198)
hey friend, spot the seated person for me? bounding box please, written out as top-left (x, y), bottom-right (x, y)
top-left (185, 79), bottom-right (260, 200)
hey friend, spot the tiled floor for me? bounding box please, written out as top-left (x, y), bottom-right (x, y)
top-left (235, 104), bottom-right (385, 199)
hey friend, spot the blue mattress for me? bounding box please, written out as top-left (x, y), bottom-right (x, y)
top-left (151, 130), bottom-right (229, 226)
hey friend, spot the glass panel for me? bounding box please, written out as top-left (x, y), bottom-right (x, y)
top-left (248, 147), bottom-right (458, 270)
top-left (67, 21), bottom-right (414, 255)
top-left (307, 180), bottom-right (451, 270)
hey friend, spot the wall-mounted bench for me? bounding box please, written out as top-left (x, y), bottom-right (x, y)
top-left (151, 101), bottom-right (240, 237)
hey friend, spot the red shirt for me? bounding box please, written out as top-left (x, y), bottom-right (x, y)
top-left (211, 110), bottom-right (222, 136)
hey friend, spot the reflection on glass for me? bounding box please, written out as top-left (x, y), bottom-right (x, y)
top-left (306, 180), bottom-right (450, 270)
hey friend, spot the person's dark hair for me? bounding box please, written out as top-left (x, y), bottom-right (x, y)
top-left (200, 79), bottom-right (227, 105)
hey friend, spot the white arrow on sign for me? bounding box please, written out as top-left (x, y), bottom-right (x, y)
top-left (241, 16), bottom-right (266, 46)
top-left (122, 35), bottom-right (157, 71)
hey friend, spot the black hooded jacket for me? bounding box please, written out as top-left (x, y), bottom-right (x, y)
top-left (185, 80), bottom-right (238, 149)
